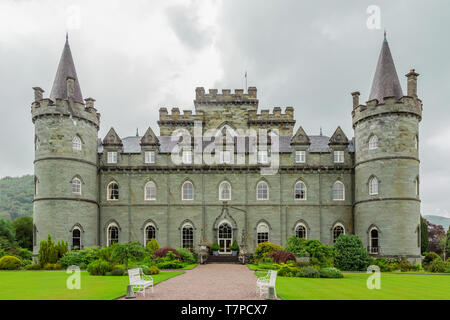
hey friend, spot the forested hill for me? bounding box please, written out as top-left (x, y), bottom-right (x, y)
top-left (0, 175), bottom-right (34, 221)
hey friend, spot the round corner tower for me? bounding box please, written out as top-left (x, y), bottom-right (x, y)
top-left (31, 37), bottom-right (100, 258)
top-left (352, 36), bottom-right (422, 262)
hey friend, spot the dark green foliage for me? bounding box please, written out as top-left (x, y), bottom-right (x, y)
top-left (148, 266), bottom-right (160, 275)
top-left (423, 252), bottom-right (441, 268)
top-left (320, 267), bottom-right (344, 278)
top-left (87, 259), bottom-right (112, 275)
top-left (300, 266), bottom-right (320, 278)
top-left (153, 246), bottom-right (181, 260)
top-left (156, 259), bottom-right (183, 269)
top-left (285, 236), bottom-right (308, 257)
top-left (210, 242), bottom-right (220, 251)
top-left (11, 216), bottom-right (33, 250)
top-left (276, 263), bottom-right (300, 277)
top-left (43, 263), bottom-right (63, 270)
top-left (285, 236), bottom-right (335, 267)
top-left (427, 259), bottom-right (449, 273)
top-left (146, 239), bottom-right (160, 253)
top-left (38, 235), bottom-right (67, 267)
top-left (230, 240), bottom-right (239, 251)
top-left (8, 247), bottom-right (32, 261)
top-left (58, 247), bottom-right (100, 269)
top-left (24, 263), bottom-right (41, 270)
top-left (177, 248), bottom-right (196, 264)
top-left (111, 242), bottom-right (146, 270)
top-left (0, 218), bottom-right (17, 250)
top-left (0, 175), bottom-right (34, 221)
top-left (268, 250), bottom-right (296, 264)
top-left (420, 216), bottom-right (429, 255)
top-left (0, 255), bottom-right (22, 270)
top-left (333, 234), bottom-right (371, 271)
top-left (445, 227), bottom-right (450, 260)
top-left (253, 242), bottom-right (283, 262)
top-left (111, 267), bottom-right (125, 276)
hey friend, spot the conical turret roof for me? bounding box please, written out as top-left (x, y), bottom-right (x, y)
top-left (50, 35), bottom-right (84, 103)
top-left (368, 34), bottom-right (403, 103)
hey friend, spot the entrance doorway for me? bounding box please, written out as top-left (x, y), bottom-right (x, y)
top-left (218, 222), bottom-right (233, 254)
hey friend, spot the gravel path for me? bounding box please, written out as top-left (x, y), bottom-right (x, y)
top-left (122, 264), bottom-right (265, 300)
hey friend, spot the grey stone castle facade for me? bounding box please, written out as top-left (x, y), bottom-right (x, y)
top-left (31, 35), bottom-right (423, 261)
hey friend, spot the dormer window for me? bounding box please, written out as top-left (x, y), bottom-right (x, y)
top-left (295, 151), bottom-right (306, 163)
top-left (107, 152), bottom-right (117, 164)
top-left (145, 151), bottom-right (155, 164)
top-left (333, 151), bottom-right (344, 163)
top-left (258, 150), bottom-right (268, 164)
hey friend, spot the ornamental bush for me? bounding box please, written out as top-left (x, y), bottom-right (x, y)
top-left (427, 259), bottom-right (450, 273)
top-left (423, 252), bottom-right (441, 269)
top-left (177, 248), bottom-right (196, 264)
top-left (319, 267), bottom-right (343, 278)
top-left (300, 266), bottom-right (320, 278)
top-left (148, 266), bottom-right (160, 275)
top-left (38, 235), bottom-right (68, 267)
top-left (253, 242), bottom-right (283, 262)
top-left (146, 239), bottom-right (160, 254)
top-left (157, 259), bottom-right (183, 269)
top-left (333, 234), bottom-right (371, 271)
top-left (87, 259), bottom-right (112, 276)
top-left (268, 250), bottom-right (296, 264)
top-left (153, 247), bottom-right (181, 260)
top-left (285, 236), bottom-right (308, 257)
top-left (43, 263), bottom-right (63, 270)
top-left (0, 255), bottom-right (22, 270)
top-left (24, 263), bottom-right (41, 270)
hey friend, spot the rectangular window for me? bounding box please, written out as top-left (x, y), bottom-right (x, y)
top-left (258, 150), bottom-right (268, 164)
top-left (333, 151), bottom-right (344, 163)
top-left (219, 150), bottom-right (231, 164)
top-left (182, 151), bottom-right (192, 164)
top-left (295, 151), bottom-right (306, 163)
top-left (107, 152), bottom-right (117, 164)
top-left (144, 151), bottom-right (155, 164)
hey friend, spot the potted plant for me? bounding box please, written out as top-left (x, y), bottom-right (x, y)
top-left (211, 242), bottom-right (220, 256)
top-left (230, 241), bottom-right (239, 256)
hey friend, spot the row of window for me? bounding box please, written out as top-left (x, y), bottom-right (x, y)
top-left (368, 135), bottom-right (419, 151)
top-left (103, 180), bottom-right (347, 201)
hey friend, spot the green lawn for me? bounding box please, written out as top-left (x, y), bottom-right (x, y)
top-left (256, 272), bottom-right (450, 300)
top-left (0, 270), bottom-right (184, 300)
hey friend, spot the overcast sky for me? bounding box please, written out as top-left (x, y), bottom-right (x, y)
top-left (0, 0), bottom-right (449, 218)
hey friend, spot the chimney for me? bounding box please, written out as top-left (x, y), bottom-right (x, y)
top-left (405, 69), bottom-right (419, 98)
top-left (32, 87), bottom-right (44, 102)
top-left (351, 91), bottom-right (360, 109)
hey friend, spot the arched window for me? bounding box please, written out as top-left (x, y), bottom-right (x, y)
top-left (219, 181), bottom-right (231, 201)
top-left (72, 178), bottom-right (81, 194)
top-left (107, 181), bottom-right (119, 200)
top-left (256, 181), bottom-right (269, 200)
top-left (369, 135), bottom-right (378, 150)
top-left (369, 228), bottom-right (379, 254)
top-left (415, 177), bottom-right (419, 196)
top-left (295, 223), bottom-right (307, 239)
top-left (72, 227), bottom-right (81, 250)
top-left (144, 181), bottom-right (156, 200)
top-left (34, 177), bottom-right (39, 196)
top-left (107, 223), bottom-right (119, 246)
top-left (72, 136), bottom-right (82, 151)
top-left (181, 223), bottom-right (194, 250)
top-left (333, 224), bottom-right (345, 243)
top-left (256, 222), bottom-right (269, 244)
top-left (182, 181), bottom-right (194, 200)
top-left (144, 223), bottom-right (156, 245)
top-left (414, 135), bottom-right (418, 150)
top-left (294, 181), bottom-right (307, 200)
top-left (369, 177), bottom-right (378, 195)
top-left (35, 136), bottom-right (40, 151)
top-left (332, 181), bottom-right (345, 200)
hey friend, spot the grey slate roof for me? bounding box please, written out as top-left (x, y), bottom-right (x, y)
top-left (50, 36), bottom-right (84, 103)
top-left (98, 135), bottom-right (354, 153)
top-left (368, 36), bottom-right (403, 103)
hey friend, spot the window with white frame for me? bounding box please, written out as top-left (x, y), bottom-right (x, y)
top-left (369, 227), bottom-right (379, 254)
top-left (219, 181), bottom-right (231, 201)
top-left (144, 181), bottom-right (156, 200)
top-left (332, 181), bottom-right (345, 200)
top-left (72, 178), bottom-right (81, 194)
top-left (219, 150), bottom-right (231, 164)
top-left (182, 181), bottom-right (194, 200)
top-left (369, 177), bottom-right (379, 195)
top-left (333, 224), bottom-right (345, 243)
top-left (295, 150), bottom-right (306, 163)
top-left (72, 136), bottom-right (82, 151)
top-left (107, 181), bottom-right (119, 200)
top-left (256, 181), bottom-right (269, 200)
top-left (333, 150), bottom-right (344, 163)
top-left (295, 223), bottom-right (307, 239)
top-left (72, 227), bottom-right (81, 250)
top-left (182, 150), bottom-right (192, 164)
top-left (144, 151), bottom-right (155, 164)
top-left (107, 223), bottom-right (119, 246)
top-left (182, 223), bottom-right (194, 250)
top-left (258, 150), bottom-right (268, 164)
top-left (107, 151), bottom-right (117, 164)
top-left (144, 224), bottom-right (156, 245)
top-left (369, 135), bottom-right (378, 150)
top-left (257, 222), bottom-right (269, 244)
top-left (294, 181), bottom-right (307, 200)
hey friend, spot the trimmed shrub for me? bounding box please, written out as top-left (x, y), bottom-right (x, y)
top-left (285, 236), bottom-right (308, 257)
top-left (157, 259), bottom-right (183, 269)
top-left (423, 252), bottom-right (441, 268)
top-left (111, 268), bottom-right (125, 276)
top-left (285, 237), bottom-right (335, 268)
top-left (177, 248), bottom-right (196, 264)
top-left (253, 242), bottom-right (283, 262)
top-left (427, 259), bottom-right (450, 273)
top-left (276, 263), bottom-right (300, 277)
top-left (38, 235), bottom-right (68, 267)
top-left (153, 247), bottom-right (180, 260)
top-left (43, 263), bottom-right (63, 270)
top-left (146, 239), bottom-right (160, 253)
top-left (87, 259), bottom-right (112, 276)
top-left (0, 255), bottom-right (22, 270)
top-left (148, 266), bottom-right (160, 275)
top-left (333, 235), bottom-right (371, 271)
top-left (24, 263), bottom-right (41, 270)
top-left (9, 247), bottom-right (32, 261)
top-left (268, 250), bottom-right (296, 264)
top-left (320, 267), bottom-right (343, 278)
top-left (300, 266), bottom-right (320, 278)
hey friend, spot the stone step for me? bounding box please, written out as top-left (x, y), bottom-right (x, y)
top-left (207, 255), bottom-right (240, 264)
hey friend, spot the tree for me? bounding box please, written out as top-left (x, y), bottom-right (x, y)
top-left (425, 219), bottom-right (446, 254)
top-left (420, 216), bottom-right (429, 255)
top-left (0, 218), bottom-right (16, 250)
top-left (12, 216), bottom-right (32, 250)
top-left (333, 234), bottom-right (371, 271)
top-left (111, 241), bottom-right (145, 270)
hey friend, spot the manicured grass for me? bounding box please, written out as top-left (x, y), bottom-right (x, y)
top-left (256, 272), bottom-right (450, 300)
top-left (181, 263), bottom-right (198, 270)
top-left (0, 270), bottom-right (184, 300)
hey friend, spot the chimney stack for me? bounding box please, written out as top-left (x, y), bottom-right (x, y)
top-left (405, 69), bottom-right (419, 98)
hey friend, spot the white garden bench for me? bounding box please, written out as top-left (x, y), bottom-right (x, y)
top-left (128, 268), bottom-right (154, 297)
top-left (256, 270), bottom-right (277, 298)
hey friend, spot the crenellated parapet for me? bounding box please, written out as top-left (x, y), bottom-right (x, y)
top-left (194, 87), bottom-right (258, 106)
top-left (247, 106), bottom-right (295, 124)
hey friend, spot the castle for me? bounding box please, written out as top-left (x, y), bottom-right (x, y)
top-left (31, 34), bottom-right (423, 262)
